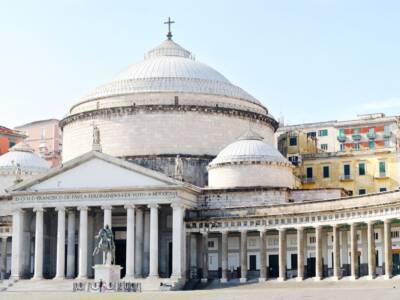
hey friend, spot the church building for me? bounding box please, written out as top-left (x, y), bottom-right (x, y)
top-left (0, 22), bottom-right (400, 291)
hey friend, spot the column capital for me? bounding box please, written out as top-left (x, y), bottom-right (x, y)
top-left (239, 229), bottom-right (248, 234)
top-left (366, 220), bottom-right (376, 226)
top-left (221, 231), bottom-right (228, 237)
top-left (278, 227), bottom-right (287, 233)
top-left (332, 223), bottom-right (341, 229)
top-left (77, 206), bottom-right (88, 211)
top-left (12, 208), bottom-right (25, 214)
top-left (296, 226), bottom-right (305, 231)
top-left (201, 231), bottom-right (208, 237)
top-left (33, 207), bottom-right (45, 213)
top-left (170, 202), bottom-right (186, 210)
top-left (124, 204), bottom-right (135, 210)
top-left (148, 203), bottom-right (159, 209)
top-left (55, 206), bottom-right (66, 212)
top-left (314, 224), bottom-right (323, 230)
top-left (101, 205), bottom-right (112, 210)
top-left (384, 218), bottom-right (393, 224)
top-left (258, 228), bottom-right (266, 235)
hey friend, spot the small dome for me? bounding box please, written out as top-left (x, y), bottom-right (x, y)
top-left (208, 130), bottom-right (294, 189)
top-left (0, 141), bottom-right (51, 173)
top-left (209, 129), bottom-right (289, 167)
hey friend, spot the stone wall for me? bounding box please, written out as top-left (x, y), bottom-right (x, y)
top-left (208, 163), bottom-right (295, 189)
top-left (127, 155), bottom-right (212, 187)
top-left (198, 188), bottom-right (289, 209)
top-left (62, 110), bottom-right (275, 163)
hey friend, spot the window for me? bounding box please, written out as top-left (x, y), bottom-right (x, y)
top-left (379, 161), bottom-right (386, 175)
top-left (306, 167), bottom-right (313, 179)
top-left (358, 163), bottom-right (366, 176)
top-left (374, 232), bottom-right (379, 240)
top-left (379, 187), bottom-right (387, 192)
top-left (347, 190), bottom-right (353, 196)
top-left (344, 164), bottom-right (351, 176)
top-left (354, 143), bottom-right (360, 151)
top-left (339, 128), bottom-right (345, 136)
top-left (8, 141), bottom-right (16, 148)
top-left (340, 144), bottom-right (344, 151)
top-left (307, 131), bottom-right (316, 138)
top-left (369, 141), bottom-right (375, 149)
top-left (318, 129), bottom-right (328, 137)
top-left (323, 166), bottom-right (330, 178)
top-left (391, 231), bottom-right (400, 239)
top-left (208, 241), bottom-right (215, 248)
top-left (289, 137), bottom-right (297, 146)
top-left (358, 189), bottom-right (367, 195)
top-left (321, 144), bottom-right (328, 151)
top-left (309, 236), bottom-right (316, 244)
top-left (288, 156), bottom-right (299, 166)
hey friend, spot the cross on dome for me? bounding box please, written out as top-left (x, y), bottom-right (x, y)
top-left (164, 17), bottom-right (175, 40)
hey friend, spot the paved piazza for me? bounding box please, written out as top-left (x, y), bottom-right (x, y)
top-left (1, 279), bottom-right (400, 300)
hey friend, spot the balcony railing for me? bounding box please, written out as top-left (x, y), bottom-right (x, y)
top-left (339, 175), bottom-right (353, 181)
top-left (337, 135), bottom-right (346, 142)
top-left (352, 134), bottom-right (362, 141)
top-left (301, 177), bottom-right (316, 184)
top-left (374, 172), bottom-right (388, 179)
top-left (383, 131), bottom-right (392, 138)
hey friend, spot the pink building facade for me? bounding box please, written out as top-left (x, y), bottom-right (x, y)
top-left (15, 119), bottom-right (62, 167)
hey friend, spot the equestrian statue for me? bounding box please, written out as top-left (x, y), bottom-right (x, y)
top-left (93, 225), bottom-right (116, 265)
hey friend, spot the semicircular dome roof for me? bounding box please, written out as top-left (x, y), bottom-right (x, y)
top-left (209, 129), bottom-right (289, 167)
top-left (79, 39), bottom-right (261, 105)
top-left (0, 142), bottom-right (51, 173)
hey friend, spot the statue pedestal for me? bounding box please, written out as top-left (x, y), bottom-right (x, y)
top-left (93, 264), bottom-right (122, 283)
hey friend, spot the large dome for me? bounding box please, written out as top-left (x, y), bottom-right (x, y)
top-left (61, 34), bottom-right (278, 187)
top-left (76, 39), bottom-right (261, 107)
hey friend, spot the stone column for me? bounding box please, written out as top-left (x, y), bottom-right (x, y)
top-left (102, 205), bottom-right (112, 264)
top-left (171, 203), bottom-right (185, 279)
top-left (221, 231), bottom-right (228, 283)
top-left (384, 219), bottom-right (392, 279)
top-left (55, 207), bottom-right (66, 279)
top-left (32, 207), bottom-right (44, 280)
top-left (240, 230), bottom-right (248, 283)
top-left (278, 228), bottom-right (286, 282)
top-left (77, 206), bottom-right (88, 279)
top-left (201, 232), bottom-right (208, 283)
top-left (332, 224), bottom-right (341, 280)
top-left (66, 209), bottom-right (76, 278)
top-left (1, 237), bottom-right (8, 280)
top-left (11, 209), bottom-right (24, 280)
top-left (259, 230), bottom-right (267, 282)
top-left (367, 221), bottom-right (376, 279)
top-left (135, 207), bottom-right (144, 277)
top-left (315, 225), bottom-right (323, 280)
top-left (350, 223), bottom-right (358, 280)
top-left (102, 205), bottom-right (112, 228)
top-left (125, 205), bottom-right (135, 279)
top-left (148, 204), bottom-right (159, 279)
top-left (297, 226), bottom-right (305, 281)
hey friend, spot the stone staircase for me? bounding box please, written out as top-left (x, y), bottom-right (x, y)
top-left (1, 277), bottom-right (186, 292)
top-left (5, 279), bottom-right (73, 292)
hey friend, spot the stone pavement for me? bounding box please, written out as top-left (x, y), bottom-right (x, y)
top-left (1, 277), bottom-right (400, 300)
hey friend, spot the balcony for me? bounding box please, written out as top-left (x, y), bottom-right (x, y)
top-left (337, 135), bottom-right (346, 142)
top-left (352, 134), bottom-right (362, 141)
top-left (367, 132), bottom-right (376, 139)
top-left (301, 177), bottom-right (316, 184)
top-left (374, 172), bottom-right (388, 179)
top-left (383, 131), bottom-right (392, 138)
top-left (339, 175), bottom-right (353, 181)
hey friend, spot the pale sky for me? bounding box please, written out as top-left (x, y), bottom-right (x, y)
top-left (1, 0), bottom-right (400, 128)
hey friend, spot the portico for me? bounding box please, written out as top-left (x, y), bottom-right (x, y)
top-left (186, 191), bottom-right (400, 282)
top-left (8, 151), bottom-right (199, 287)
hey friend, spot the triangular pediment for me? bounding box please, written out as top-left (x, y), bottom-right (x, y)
top-left (10, 151), bottom-right (182, 192)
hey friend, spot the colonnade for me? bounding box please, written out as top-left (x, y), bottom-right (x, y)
top-left (10, 203), bottom-right (186, 281)
top-left (195, 219), bottom-right (396, 282)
